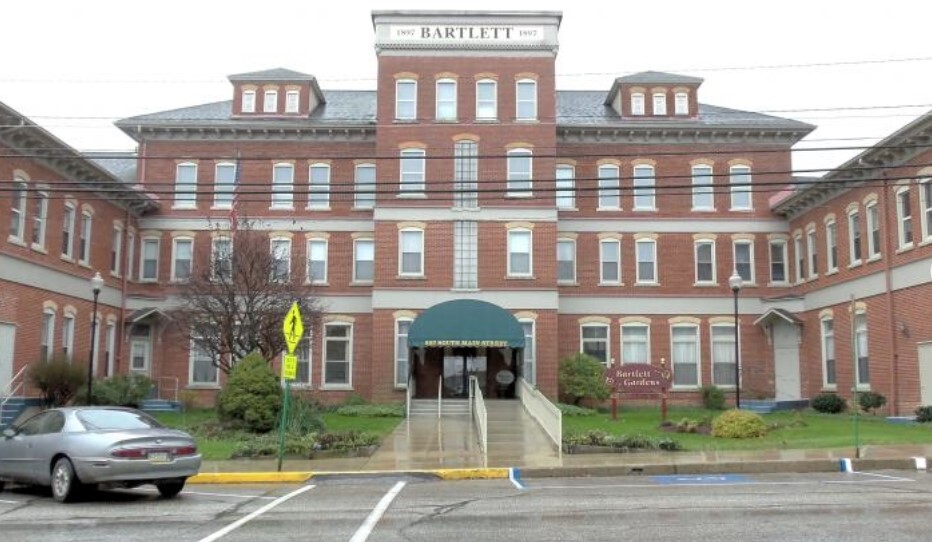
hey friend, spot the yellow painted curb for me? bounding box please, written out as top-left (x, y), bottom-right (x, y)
top-left (434, 468), bottom-right (510, 480)
top-left (189, 472), bottom-right (313, 484)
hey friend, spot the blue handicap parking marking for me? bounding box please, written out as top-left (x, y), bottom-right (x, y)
top-left (651, 474), bottom-right (751, 485)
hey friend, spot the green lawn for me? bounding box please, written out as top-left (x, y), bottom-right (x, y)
top-left (563, 407), bottom-right (932, 451)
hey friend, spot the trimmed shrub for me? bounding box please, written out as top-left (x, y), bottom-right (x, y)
top-left (557, 403), bottom-right (599, 417)
top-left (564, 430), bottom-right (610, 446)
top-left (29, 354), bottom-right (87, 407)
top-left (712, 409), bottom-right (768, 439)
top-left (87, 374), bottom-right (153, 407)
top-left (811, 392), bottom-right (847, 414)
top-left (334, 404), bottom-right (404, 417)
top-left (701, 385), bottom-right (727, 410)
top-left (217, 352), bottom-right (282, 433)
top-left (558, 353), bottom-right (610, 406)
top-left (915, 406), bottom-right (932, 423)
top-left (858, 391), bottom-right (887, 415)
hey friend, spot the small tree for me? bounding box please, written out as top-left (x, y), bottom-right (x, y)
top-left (29, 354), bottom-right (87, 407)
top-left (170, 218), bottom-right (322, 374)
top-left (217, 351), bottom-right (282, 433)
top-left (558, 353), bottom-right (610, 406)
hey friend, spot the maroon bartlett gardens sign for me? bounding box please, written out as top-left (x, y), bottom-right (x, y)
top-left (604, 363), bottom-right (671, 393)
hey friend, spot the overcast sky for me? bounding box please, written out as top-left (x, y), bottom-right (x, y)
top-left (3, 0), bottom-right (930, 173)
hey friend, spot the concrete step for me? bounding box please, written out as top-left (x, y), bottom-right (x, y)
top-left (140, 399), bottom-right (182, 413)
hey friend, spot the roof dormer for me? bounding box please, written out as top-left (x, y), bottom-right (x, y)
top-left (605, 71), bottom-right (703, 119)
top-left (228, 68), bottom-right (326, 117)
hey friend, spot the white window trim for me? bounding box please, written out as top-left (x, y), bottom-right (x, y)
top-left (213, 162), bottom-right (236, 210)
top-left (61, 202), bottom-right (76, 260)
top-left (399, 148), bottom-right (426, 195)
top-left (475, 79), bottom-right (497, 120)
top-left (854, 311), bottom-right (870, 389)
top-left (729, 165), bottom-right (753, 211)
top-left (520, 319), bottom-right (536, 385)
top-left (126, 231), bottom-right (136, 281)
top-left (674, 92), bottom-right (689, 116)
top-left (105, 322), bottom-right (116, 377)
top-left (620, 323), bottom-right (650, 365)
top-left (353, 238), bottom-right (375, 283)
top-left (285, 90), bottom-right (300, 113)
top-left (555, 165), bottom-right (576, 210)
top-left (435, 78), bottom-right (457, 121)
top-left (820, 317), bottom-right (836, 389)
top-left (670, 324), bottom-right (701, 389)
top-left (242, 90), bottom-right (256, 113)
top-left (636, 239), bottom-right (658, 284)
top-left (632, 165), bottom-right (656, 211)
top-left (173, 162), bottom-right (198, 209)
top-left (398, 228), bottom-right (425, 277)
top-left (733, 239), bottom-right (756, 284)
top-left (557, 238), bottom-right (577, 284)
top-left (308, 162), bottom-right (331, 210)
top-left (825, 220), bottom-right (838, 273)
top-left (394, 318), bottom-right (413, 389)
top-left (140, 237), bottom-right (159, 282)
top-left (515, 79), bottom-right (537, 121)
top-left (598, 165), bottom-right (621, 210)
top-left (354, 163), bottom-right (376, 209)
top-left (896, 186), bottom-right (913, 250)
top-left (270, 237), bottom-right (292, 283)
top-left (322, 322), bottom-right (354, 389)
top-left (41, 309), bottom-right (56, 362)
top-left (506, 148), bottom-right (533, 197)
top-left (631, 93), bottom-right (645, 116)
top-left (306, 238), bottom-right (328, 285)
top-left (507, 228), bottom-right (533, 277)
top-left (170, 237), bottom-right (194, 282)
top-left (61, 313), bottom-right (75, 362)
top-left (111, 224), bottom-right (123, 277)
top-left (211, 236), bottom-right (233, 282)
top-left (189, 340), bottom-right (220, 388)
top-left (652, 92), bottom-right (667, 115)
top-left (691, 165), bottom-right (715, 211)
top-left (263, 89), bottom-right (278, 113)
top-left (769, 239), bottom-right (788, 285)
top-left (806, 228), bottom-right (819, 279)
top-left (78, 211), bottom-right (93, 266)
top-left (31, 191), bottom-right (49, 251)
top-left (580, 323), bottom-right (610, 365)
top-left (695, 240), bottom-right (717, 285)
top-left (599, 238), bottom-right (621, 285)
top-left (395, 79), bottom-right (417, 121)
top-left (866, 201), bottom-right (881, 259)
top-left (9, 179), bottom-right (28, 243)
top-left (271, 163), bottom-right (295, 210)
top-left (710, 323), bottom-right (737, 388)
top-left (920, 178), bottom-right (932, 242)
top-left (848, 210), bottom-right (863, 267)
top-left (794, 234), bottom-right (804, 283)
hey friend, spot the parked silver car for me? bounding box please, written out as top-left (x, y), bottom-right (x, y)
top-left (0, 406), bottom-right (201, 502)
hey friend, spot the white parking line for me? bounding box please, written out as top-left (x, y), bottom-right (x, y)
top-left (135, 488), bottom-right (278, 500)
top-left (349, 481), bottom-right (406, 542)
top-left (197, 484), bottom-right (315, 542)
top-left (0, 499), bottom-right (22, 504)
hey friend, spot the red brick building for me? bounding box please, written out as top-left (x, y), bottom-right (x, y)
top-left (3, 10), bottom-right (931, 415)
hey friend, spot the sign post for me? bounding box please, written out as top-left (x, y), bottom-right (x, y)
top-left (278, 302), bottom-right (303, 472)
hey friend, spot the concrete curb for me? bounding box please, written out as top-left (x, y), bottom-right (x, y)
top-left (189, 472), bottom-right (313, 484)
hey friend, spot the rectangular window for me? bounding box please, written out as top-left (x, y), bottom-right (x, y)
top-left (263, 90), bottom-right (278, 113)
top-left (821, 318), bottom-right (836, 387)
top-left (127, 231), bottom-right (136, 281)
top-left (476, 80), bottom-right (497, 120)
top-left (598, 165), bottom-right (620, 209)
top-left (435, 79), bottom-right (457, 120)
top-left (711, 324), bottom-right (736, 386)
top-left (111, 226), bottom-right (122, 275)
top-left (141, 238), bottom-right (159, 281)
top-left (399, 229), bottom-right (424, 276)
top-left (557, 239), bottom-right (576, 283)
top-left (323, 323), bottom-right (352, 387)
top-left (807, 229), bottom-right (818, 278)
top-left (354, 239), bottom-right (374, 282)
top-left (174, 163), bottom-right (197, 208)
top-left (521, 321), bottom-right (536, 385)
top-left (271, 163), bottom-right (294, 208)
top-left (826, 221), bottom-right (838, 272)
top-left (62, 314), bottom-right (75, 361)
top-left (621, 324), bottom-right (649, 364)
top-left (130, 325), bottom-right (150, 373)
top-left (172, 238), bottom-right (193, 281)
top-left (242, 90), bottom-right (256, 113)
top-left (633, 165), bottom-right (656, 210)
top-left (636, 239), bottom-right (657, 283)
top-left (354, 164), bottom-right (376, 209)
top-left (897, 188), bottom-right (913, 248)
top-left (508, 229), bottom-right (532, 277)
top-left (516, 80), bottom-right (537, 120)
top-left (652, 93), bottom-right (667, 115)
top-left (867, 202), bottom-right (881, 258)
top-left (105, 322), bottom-right (116, 377)
top-left (307, 239), bottom-right (327, 284)
top-left (695, 240), bottom-right (715, 284)
top-left (734, 240), bottom-right (754, 282)
top-left (285, 90), bottom-right (299, 113)
top-left (453, 221), bottom-right (478, 289)
top-left (190, 342), bottom-right (219, 386)
top-left (31, 192), bottom-right (48, 248)
top-left (555, 165), bottom-right (575, 209)
top-left (848, 211), bottom-right (862, 264)
top-left (395, 79), bottom-right (417, 120)
top-left (599, 239), bottom-right (620, 284)
top-left (61, 204), bottom-right (75, 258)
top-left (453, 141), bottom-right (478, 208)
top-left (79, 212), bottom-right (92, 265)
top-left (729, 166), bottom-right (752, 210)
top-left (674, 92), bottom-right (689, 115)
top-left (770, 240), bottom-right (787, 283)
top-left (855, 313), bottom-right (869, 386)
top-left (395, 320), bottom-right (411, 388)
top-left (308, 163), bottom-right (330, 209)
top-left (214, 163), bottom-right (236, 208)
top-left (692, 165), bottom-right (714, 210)
top-left (631, 93), bottom-right (645, 116)
top-left (506, 149), bottom-right (532, 196)
top-left (794, 235), bottom-right (804, 282)
top-left (581, 324), bottom-right (609, 364)
top-left (295, 332), bottom-right (312, 386)
top-left (9, 181), bottom-right (27, 241)
top-left (400, 149), bottom-right (426, 194)
top-left (41, 311), bottom-right (55, 361)
top-left (270, 238), bottom-right (291, 282)
top-left (923, 180), bottom-right (932, 240)
top-left (212, 237), bottom-right (232, 281)
top-left (671, 325), bottom-right (699, 387)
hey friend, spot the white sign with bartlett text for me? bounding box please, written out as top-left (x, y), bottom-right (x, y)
top-left (389, 25), bottom-right (544, 42)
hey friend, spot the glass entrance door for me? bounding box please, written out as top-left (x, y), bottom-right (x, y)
top-left (442, 347), bottom-right (487, 398)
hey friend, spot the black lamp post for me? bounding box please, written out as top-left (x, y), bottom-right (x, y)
top-left (87, 272), bottom-right (104, 405)
top-left (728, 271), bottom-right (743, 409)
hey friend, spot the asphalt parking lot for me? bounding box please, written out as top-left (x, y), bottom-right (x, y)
top-left (2, 470), bottom-right (931, 541)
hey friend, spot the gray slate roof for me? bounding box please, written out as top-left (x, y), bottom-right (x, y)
top-left (228, 68), bottom-right (315, 81)
top-left (615, 71), bottom-right (704, 85)
top-left (86, 151), bottom-right (137, 183)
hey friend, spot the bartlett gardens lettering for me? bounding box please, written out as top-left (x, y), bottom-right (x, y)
top-left (389, 25), bottom-right (544, 42)
top-left (604, 363), bottom-right (671, 394)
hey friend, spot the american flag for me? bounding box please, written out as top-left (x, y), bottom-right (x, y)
top-left (229, 152), bottom-right (240, 234)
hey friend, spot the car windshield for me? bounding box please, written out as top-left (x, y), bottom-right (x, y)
top-left (76, 409), bottom-right (165, 431)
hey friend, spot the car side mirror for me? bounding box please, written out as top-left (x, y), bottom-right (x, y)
top-left (2, 428), bottom-right (15, 438)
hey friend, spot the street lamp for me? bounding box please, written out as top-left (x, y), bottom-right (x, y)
top-left (728, 271), bottom-right (743, 409)
top-left (87, 271), bottom-right (104, 405)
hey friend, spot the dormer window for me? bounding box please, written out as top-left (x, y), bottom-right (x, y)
top-left (652, 93), bottom-right (667, 115)
top-left (285, 90), bottom-right (299, 113)
top-left (631, 93), bottom-right (645, 116)
top-left (242, 90), bottom-right (256, 113)
top-left (675, 92), bottom-right (689, 115)
top-left (263, 90), bottom-right (278, 113)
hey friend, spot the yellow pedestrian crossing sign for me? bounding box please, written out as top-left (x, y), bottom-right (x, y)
top-left (283, 302), bottom-right (303, 354)
top-left (282, 354), bottom-right (297, 380)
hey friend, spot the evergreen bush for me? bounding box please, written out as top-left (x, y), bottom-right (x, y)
top-left (701, 385), bottom-right (727, 410)
top-left (217, 352), bottom-right (281, 433)
top-left (811, 392), bottom-right (847, 414)
top-left (915, 406), bottom-right (932, 423)
top-left (711, 409), bottom-right (768, 439)
top-left (558, 353), bottom-right (610, 405)
top-left (29, 354), bottom-right (86, 407)
top-left (858, 391), bottom-right (887, 415)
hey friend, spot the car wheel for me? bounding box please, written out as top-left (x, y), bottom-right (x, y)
top-left (156, 478), bottom-right (186, 499)
top-left (51, 457), bottom-right (82, 503)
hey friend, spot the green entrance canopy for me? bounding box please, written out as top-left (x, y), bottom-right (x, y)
top-left (408, 299), bottom-right (525, 348)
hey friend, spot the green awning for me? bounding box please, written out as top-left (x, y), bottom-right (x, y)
top-left (408, 299), bottom-right (525, 348)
